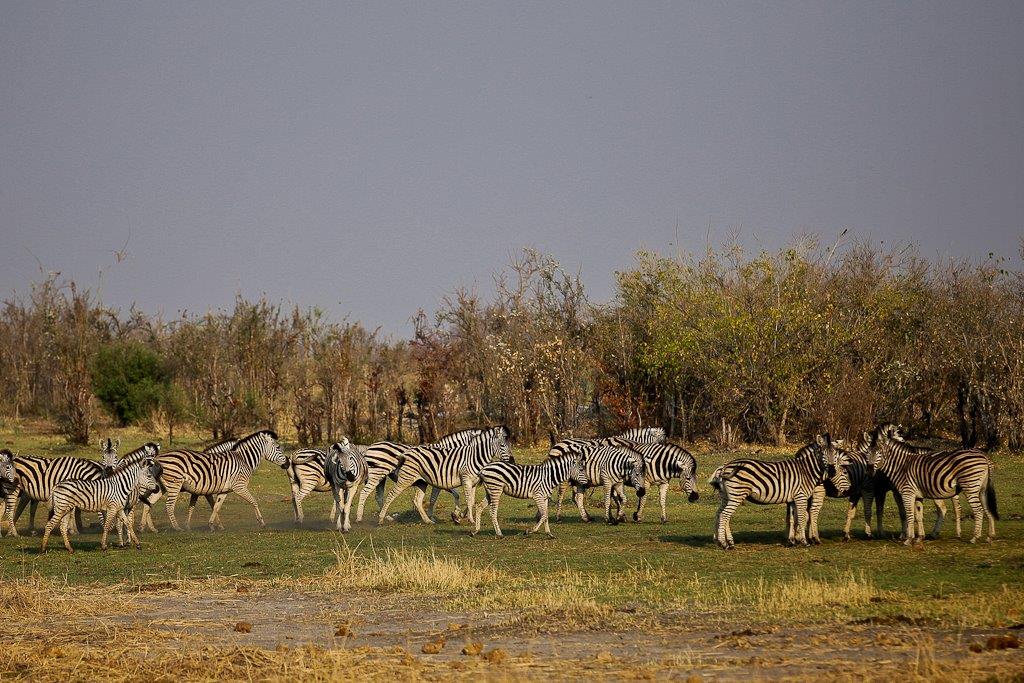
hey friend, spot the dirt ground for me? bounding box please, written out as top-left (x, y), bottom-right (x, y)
top-left (106, 585), bottom-right (1024, 680)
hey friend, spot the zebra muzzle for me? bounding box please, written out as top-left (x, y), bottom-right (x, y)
top-left (688, 491), bottom-right (699, 502)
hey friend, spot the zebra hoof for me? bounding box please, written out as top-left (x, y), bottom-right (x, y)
top-left (811, 537), bottom-right (822, 545)
top-left (842, 535), bottom-right (850, 542)
top-left (546, 533), bottom-right (555, 539)
top-left (632, 512), bottom-right (639, 522)
top-left (450, 512), bottom-right (461, 524)
top-left (969, 537), bottom-right (978, 544)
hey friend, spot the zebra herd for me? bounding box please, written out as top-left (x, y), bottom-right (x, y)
top-left (0, 421), bottom-right (1000, 553)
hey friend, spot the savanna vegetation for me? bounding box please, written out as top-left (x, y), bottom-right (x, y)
top-left (3, 237), bottom-right (1024, 450)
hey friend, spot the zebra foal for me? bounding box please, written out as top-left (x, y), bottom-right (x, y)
top-left (41, 457), bottom-right (159, 553)
top-left (472, 450), bottom-right (588, 538)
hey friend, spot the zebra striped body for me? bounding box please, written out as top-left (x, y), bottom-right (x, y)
top-left (138, 438), bottom-right (235, 532)
top-left (354, 428), bottom-right (482, 524)
top-left (867, 424), bottom-right (997, 545)
top-left (710, 435), bottom-right (848, 549)
top-left (863, 430), bottom-right (964, 540)
top-left (784, 447), bottom-right (858, 544)
top-left (549, 440), bottom-right (647, 524)
top-left (377, 426), bottom-right (514, 526)
top-left (629, 443), bottom-right (700, 523)
top-left (323, 439), bottom-right (368, 532)
top-left (154, 430), bottom-right (286, 531)
top-left (2, 452), bottom-right (106, 536)
top-left (41, 457), bottom-right (159, 553)
top-left (472, 454), bottom-right (588, 537)
top-left (551, 429), bottom-right (665, 520)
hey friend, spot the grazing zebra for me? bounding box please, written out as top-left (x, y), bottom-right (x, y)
top-left (137, 438), bottom-right (234, 533)
top-left (784, 447), bottom-right (855, 544)
top-left (862, 429), bottom-right (964, 540)
top-left (376, 426), bottom-right (514, 526)
top-left (322, 438), bottom-right (367, 532)
top-left (354, 428), bottom-right (482, 524)
top-left (867, 424), bottom-right (997, 545)
top-left (41, 457), bottom-right (159, 553)
top-left (2, 451), bottom-right (108, 537)
top-left (551, 429), bottom-right (665, 519)
top-left (154, 430), bottom-right (286, 531)
top-left (629, 443), bottom-right (700, 523)
top-left (472, 450), bottom-right (589, 538)
top-left (709, 435), bottom-right (849, 549)
top-left (548, 440), bottom-right (647, 524)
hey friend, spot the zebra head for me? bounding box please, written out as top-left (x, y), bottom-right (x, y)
top-left (0, 450), bottom-right (17, 485)
top-left (100, 437), bottom-right (120, 475)
top-left (674, 454), bottom-right (700, 502)
top-left (626, 451), bottom-right (647, 497)
top-left (828, 450), bottom-right (852, 496)
top-left (245, 430), bottom-right (287, 468)
top-left (865, 423), bottom-right (902, 474)
top-left (484, 425), bottom-right (515, 464)
top-left (135, 457), bottom-right (161, 496)
top-left (569, 454), bottom-right (589, 487)
top-left (328, 438), bottom-right (359, 483)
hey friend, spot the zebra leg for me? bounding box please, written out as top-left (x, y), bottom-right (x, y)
top-left (603, 483), bottom-right (615, 524)
top-left (792, 493), bottom-right (810, 546)
top-left (411, 485), bottom-right (434, 524)
top-left (40, 504), bottom-right (67, 553)
top-left (331, 484), bottom-right (344, 531)
top-left (446, 487), bottom-right (463, 524)
top-left (901, 492), bottom-right (918, 545)
top-left (163, 481), bottom-right (185, 531)
top-left (633, 487), bottom-right (647, 522)
top-left (573, 486), bottom-right (591, 522)
top-left (716, 491), bottom-right (741, 550)
top-left (424, 485), bottom-right (441, 522)
top-left (354, 473), bottom-right (380, 523)
top-left (141, 489), bottom-right (163, 533)
top-left (185, 494), bottom-right (201, 531)
top-left (808, 488), bottom-right (825, 544)
top-left (953, 494), bottom-right (963, 538)
top-left (530, 493), bottom-right (553, 538)
top-left (231, 485), bottom-right (265, 527)
top-left (124, 510), bottom-right (142, 549)
top-left (292, 482), bottom-right (315, 526)
top-left (659, 482), bottom-right (669, 523)
top-left (861, 486), bottom-right (874, 539)
top-left (343, 483), bottom-right (360, 532)
top-left (555, 481), bottom-right (567, 521)
top-left (26, 499), bottom-right (39, 535)
top-left (843, 494), bottom-right (860, 541)
top-left (611, 483), bottom-right (627, 522)
top-left (4, 491), bottom-right (20, 537)
top-left (377, 467), bottom-right (417, 525)
top-left (929, 499), bottom-right (947, 539)
top-left (100, 505), bottom-right (120, 550)
top-left (207, 494), bottom-right (227, 530)
top-left (487, 486), bottom-right (503, 537)
top-left (786, 503), bottom-right (797, 545)
top-left (464, 479), bottom-right (479, 527)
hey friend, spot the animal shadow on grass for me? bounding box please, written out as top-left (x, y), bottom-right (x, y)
top-left (659, 530), bottom-right (787, 548)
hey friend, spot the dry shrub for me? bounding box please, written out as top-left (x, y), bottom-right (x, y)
top-left (323, 543), bottom-right (500, 594)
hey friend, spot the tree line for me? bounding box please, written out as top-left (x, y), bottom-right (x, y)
top-left (2, 239), bottom-right (1022, 449)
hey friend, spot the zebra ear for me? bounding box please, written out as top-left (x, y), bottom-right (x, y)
top-left (548, 432), bottom-right (556, 448)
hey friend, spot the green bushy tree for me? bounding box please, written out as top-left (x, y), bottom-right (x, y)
top-left (91, 341), bottom-right (168, 426)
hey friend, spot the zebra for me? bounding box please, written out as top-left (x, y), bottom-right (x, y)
top-left (472, 449), bottom-right (589, 538)
top-left (41, 457), bottom-right (159, 553)
top-left (137, 438), bottom-right (235, 533)
top-left (551, 429), bottom-right (665, 520)
top-left (354, 428), bottom-right (483, 524)
top-left (154, 429), bottom-right (286, 531)
top-left (286, 446), bottom-right (334, 525)
top-left (629, 442), bottom-right (700, 523)
top-left (784, 446), bottom-right (856, 544)
top-left (2, 450), bottom-right (108, 537)
top-left (322, 438), bottom-right (367, 532)
top-left (866, 423), bottom-right (997, 545)
top-left (861, 428), bottom-right (964, 540)
top-left (548, 440), bottom-right (647, 524)
top-left (709, 435), bottom-right (849, 549)
top-left (376, 426), bottom-right (515, 526)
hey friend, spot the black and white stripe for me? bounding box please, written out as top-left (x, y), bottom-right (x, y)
top-left (709, 435), bottom-right (849, 549)
top-left (354, 428), bottom-right (482, 524)
top-left (154, 430), bottom-right (286, 531)
top-left (867, 424), bottom-right (997, 545)
top-left (2, 451), bottom-right (107, 537)
top-left (377, 426), bottom-right (514, 525)
top-left (472, 452), bottom-right (588, 538)
top-left (629, 443), bottom-right (699, 523)
top-left (323, 438), bottom-right (368, 532)
top-left (40, 457), bottom-right (159, 553)
top-left (137, 439), bottom-right (231, 532)
top-left (548, 440), bottom-right (647, 524)
top-left (784, 446), bottom-right (855, 544)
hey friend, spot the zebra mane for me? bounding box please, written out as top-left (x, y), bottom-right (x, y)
top-left (0, 448), bottom-right (13, 457)
top-left (235, 429), bottom-right (278, 447)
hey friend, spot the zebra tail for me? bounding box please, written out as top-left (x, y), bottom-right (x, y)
top-left (986, 478), bottom-right (999, 521)
top-left (708, 466), bottom-right (725, 491)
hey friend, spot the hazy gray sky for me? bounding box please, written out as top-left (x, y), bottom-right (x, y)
top-left (2, 2), bottom-right (1022, 334)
